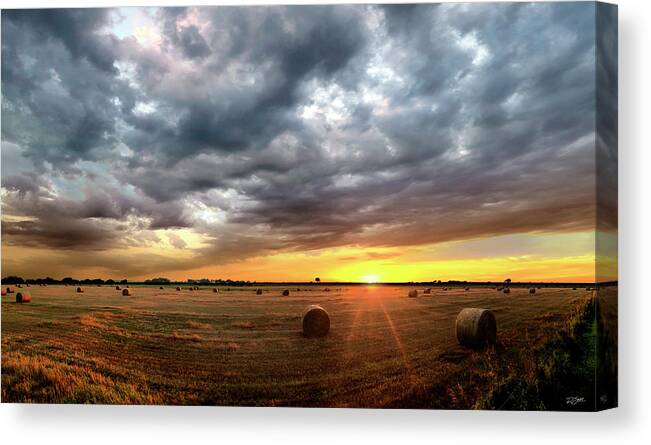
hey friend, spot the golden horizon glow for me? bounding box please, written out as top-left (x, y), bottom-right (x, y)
top-left (1, 230), bottom-right (614, 283)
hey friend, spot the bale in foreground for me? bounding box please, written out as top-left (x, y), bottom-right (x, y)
top-left (122, 288), bottom-right (132, 296)
top-left (256, 289), bottom-right (262, 295)
top-left (455, 308), bottom-right (497, 348)
top-left (16, 292), bottom-right (31, 303)
top-left (529, 288), bottom-right (536, 294)
top-left (282, 289), bottom-right (290, 296)
top-left (302, 305), bottom-right (330, 337)
top-left (76, 287), bottom-right (84, 293)
top-left (408, 289), bottom-right (418, 298)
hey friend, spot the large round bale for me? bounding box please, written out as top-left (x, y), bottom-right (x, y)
top-left (442, 287), bottom-right (448, 291)
top-left (424, 288), bottom-right (432, 294)
top-left (503, 288), bottom-right (510, 294)
top-left (256, 289), bottom-right (262, 295)
top-left (455, 308), bottom-right (497, 348)
top-left (122, 288), bottom-right (132, 296)
top-left (464, 287), bottom-right (470, 291)
top-left (282, 289), bottom-right (290, 296)
top-left (324, 288), bottom-right (331, 292)
top-left (302, 305), bottom-right (330, 338)
top-left (529, 288), bottom-right (536, 294)
top-left (16, 292), bottom-right (32, 303)
top-left (176, 287), bottom-right (182, 291)
top-left (213, 288), bottom-right (219, 293)
top-left (17, 284), bottom-right (23, 288)
top-left (76, 287), bottom-right (84, 293)
top-left (116, 286), bottom-right (121, 290)
top-left (408, 289), bottom-right (418, 298)
top-left (159, 286), bottom-right (164, 290)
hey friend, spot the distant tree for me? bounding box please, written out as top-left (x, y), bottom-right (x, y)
top-left (120, 279), bottom-right (128, 284)
top-left (106, 279), bottom-right (115, 284)
top-left (504, 278), bottom-right (512, 284)
top-left (2, 276), bottom-right (24, 284)
top-left (61, 277), bottom-right (75, 284)
top-left (145, 277), bottom-right (171, 284)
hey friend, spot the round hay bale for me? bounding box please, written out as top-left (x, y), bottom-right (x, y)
top-left (455, 308), bottom-right (497, 348)
top-left (193, 286), bottom-right (199, 290)
top-left (572, 287), bottom-right (577, 290)
top-left (213, 288), bottom-right (219, 293)
top-left (324, 288), bottom-right (331, 292)
top-left (282, 289), bottom-right (290, 296)
top-left (503, 288), bottom-right (510, 294)
top-left (17, 284), bottom-right (23, 288)
top-left (16, 292), bottom-right (32, 303)
top-left (116, 286), bottom-right (121, 290)
top-left (529, 288), bottom-right (536, 294)
top-left (159, 286), bottom-right (164, 290)
top-left (408, 289), bottom-right (418, 298)
top-left (122, 288), bottom-right (132, 296)
top-left (176, 287), bottom-right (181, 291)
top-left (302, 305), bottom-right (330, 337)
top-left (76, 287), bottom-right (84, 293)
top-left (256, 289), bottom-right (262, 295)
top-left (424, 288), bottom-right (432, 294)
top-left (442, 287), bottom-right (448, 291)
top-left (464, 287), bottom-right (470, 291)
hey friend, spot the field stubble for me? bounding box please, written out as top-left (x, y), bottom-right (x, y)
top-left (2, 285), bottom-right (597, 408)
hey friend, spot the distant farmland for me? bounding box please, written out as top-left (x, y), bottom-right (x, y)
top-left (1, 285), bottom-right (607, 409)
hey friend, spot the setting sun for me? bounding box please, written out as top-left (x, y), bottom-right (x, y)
top-left (361, 274), bottom-right (380, 284)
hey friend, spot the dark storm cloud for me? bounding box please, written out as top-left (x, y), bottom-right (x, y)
top-left (4, 9), bottom-right (118, 73)
top-left (1, 3), bottom-right (611, 268)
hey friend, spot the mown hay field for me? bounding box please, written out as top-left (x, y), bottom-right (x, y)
top-left (1, 285), bottom-right (595, 407)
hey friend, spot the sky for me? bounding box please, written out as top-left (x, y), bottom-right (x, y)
top-left (1, 3), bottom-right (617, 283)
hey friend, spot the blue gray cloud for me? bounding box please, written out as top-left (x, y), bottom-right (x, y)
top-left (1, 3), bottom-right (616, 274)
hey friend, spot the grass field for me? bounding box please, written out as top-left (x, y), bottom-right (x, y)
top-left (1, 285), bottom-right (600, 408)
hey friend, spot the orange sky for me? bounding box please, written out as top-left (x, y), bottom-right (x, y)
top-left (1, 230), bottom-right (616, 283)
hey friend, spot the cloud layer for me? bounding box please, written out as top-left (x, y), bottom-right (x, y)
top-left (1, 3), bottom-right (615, 277)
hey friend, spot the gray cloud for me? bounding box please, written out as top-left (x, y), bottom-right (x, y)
top-left (1, 3), bottom-right (614, 274)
